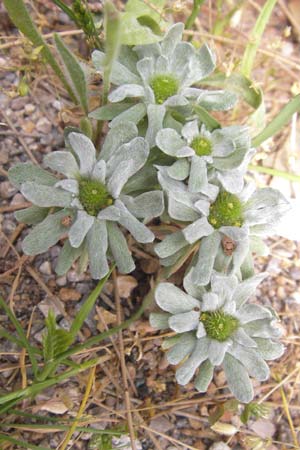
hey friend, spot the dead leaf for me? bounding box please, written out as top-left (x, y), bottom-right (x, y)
top-left (116, 275), bottom-right (137, 298)
top-left (95, 305), bottom-right (117, 332)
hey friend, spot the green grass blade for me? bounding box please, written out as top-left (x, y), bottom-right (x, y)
top-left (70, 266), bottom-right (114, 337)
top-left (185, 0), bottom-right (206, 30)
top-left (249, 164), bottom-right (300, 183)
top-left (0, 359), bottom-right (97, 414)
top-left (252, 94), bottom-right (300, 146)
top-left (0, 422), bottom-right (123, 436)
top-left (0, 435), bottom-right (51, 450)
top-left (3, 0), bottom-right (77, 103)
top-left (0, 296), bottom-right (39, 377)
top-left (102, 1), bottom-right (122, 104)
top-left (54, 34), bottom-right (89, 114)
top-left (193, 104), bottom-right (221, 130)
top-left (52, 0), bottom-right (78, 23)
top-left (240, 0), bottom-right (278, 78)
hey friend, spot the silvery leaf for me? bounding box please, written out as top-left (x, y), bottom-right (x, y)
top-left (149, 312), bottom-right (171, 330)
top-left (155, 282), bottom-right (200, 314)
top-left (8, 162), bottom-right (57, 188)
top-left (108, 84), bottom-right (145, 102)
top-left (69, 210), bottom-right (94, 248)
top-left (195, 89), bottom-right (238, 111)
top-left (136, 57), bottom-right (154, 83)
top-left (168, 310), bottom-right (200, 333)
top-left (22, 210), bottom-right (71, 255)
top-left (107, 221), bottom-right (135, 274)
top-left (201, 292), bottom-right (223, 312)
top-left (210, 272), bottom-right (238, 303)
top-left (15, 205), bottom-right (49, 225)
top-left (176, 337), bottom-right (210, 385)
top-left (232, 273), bottom-right (268, 308)
top-left (121, 191), bottom-right (164, 219)
top-left (233, 328), bottom-right (257, 348)
top-left (55, 179), bottom-right (79, 195)
top-left (208, 340), bottom-right (229, 366)
top-left (167, 332), bottom-right (196, 365)
top-left (87, 219), bottom-right (109, 279)
top-left (68, 132), bottom-right (96, 176)
top-left (167, 159), bottom-right (190, 180)
top-left (55, 240), bottom-right (83, 276)
top-left (223, 353), bottom-right (254, 403)
top-left (100, 121), bottom-right (138, 161)
top-left (243, 319), bottom-right (282, 339)
top-left (92, 50), bottom-right (141, 85)
top-left (183, 270), bottom-right (206, 299)
top-left (182, 217), bottom-right (214, 244)
top-left (161, 22), bottom-right (184, 58)
top-left (191, 231), bottom-right (221, 285)
top-left (145, 104), bottom-right (166, 148)
top-left (44, 151), bottom-right (79, 178)
top-left (115, 200), bottom-right (154, 243)
top-left (155, 231), bottom-right (188, 259)
top-left (235, 304), bottom-right (272, 324)
top-left (253, 338), bottom-right (284, 360)
top-left (188, 156), bottom-right (209, 193)
top-left (97, 205), bottom-right (120, 221)
top-left (181, 119), bottom-right (199, 142)
top-left (228, 343), bottom-right (270, 381)
top-left (156, 128), bottom-right (190, 157)
top-left (194, 360), bottom-right (214, 392)
top-left (110, 103), bottom-right (147, 127)
top-left (21, 182), bottom-right (72, 208)
top-left (91, 160), bottom-right (106, 184)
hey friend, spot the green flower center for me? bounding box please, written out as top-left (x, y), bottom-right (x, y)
top-left (208, 191), bottom-right (243, 229)
top-left (191, 135), bottom-right (212, 156)
top-left (200, 310), bottom-right (239, 342)
top-left (150, 74), bottom-right (179, 104)
top-left (78, 178), bottom-right (113, 217)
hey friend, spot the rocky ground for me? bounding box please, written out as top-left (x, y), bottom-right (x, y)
top-left (1, 1), bottom-right (300, 449)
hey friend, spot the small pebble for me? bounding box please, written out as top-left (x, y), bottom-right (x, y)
top-left (11, 193), bottom-right (25, 204)
top-left (36, 117), bottom-right (52, 134)
top-left (59, 287), bottom-right (81, 302)
top-left (39, 261), bottom-right (52, 275)
top-left (0, 181), bottom-right (17, 199)
top-left (24, 103), bottom-right (35, 114)
top-left (56, 275), bottom-right (67, 286)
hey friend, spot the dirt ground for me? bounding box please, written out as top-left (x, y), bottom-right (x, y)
top-left (1, 1), bottom-right (300, 449)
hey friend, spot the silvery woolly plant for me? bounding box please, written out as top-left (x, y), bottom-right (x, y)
top-left (8, 121), bottom-right (164, 279)
top-left (91, 22), bottom-right (238, 147)
top-left (8, 20), bottom-right (291, 404)
top-left (150, 271), bottom-right (284, 403)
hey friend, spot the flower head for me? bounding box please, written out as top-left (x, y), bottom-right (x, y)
top-left (155, 169), bottom-right (290, 284)
top-left (150, 272), bottom-right (284, 402)
top-left (155, 120), bottom-right (253, 194)
top-left (91, 23), bottom-right (237, 147)
top-left (9, 122), bottom-right (164, 279)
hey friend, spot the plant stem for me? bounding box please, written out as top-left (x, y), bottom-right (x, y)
top-left (185, 0), bottom-right (206, 30)
top-left (249, 164), bottom-right (300, 183)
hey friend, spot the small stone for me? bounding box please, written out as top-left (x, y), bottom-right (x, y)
top-left (38, 299), bottom-right (60, 318)
top-left (56, 276), bottom-right (67, 286)
top-left (0, 181), bottom-right (17, 198)
top-left (11, 97), bottom-right (27, 110)
top-left (11, 193), bottom-right (25, 204)
top-left (24, 103), bottom-right (35, 114)
top-left (39, 261), bottom-right (52, 275)
top-left (0, 148), bottom-right (9, 164)
top-left (67, 270), bottom-right (86, 282)
top-left (149, 417), bottom-right (173, 433)
top-left (36, 117), bottom-right (52, 134)
top-left (209, 443), bottom-right (231, 450)
top-left (59, 287), bottom-right (81, 302)
top-left (291, 267), bottom-right (300, 280)
top-left (53, 100), bottom-right (62, 111)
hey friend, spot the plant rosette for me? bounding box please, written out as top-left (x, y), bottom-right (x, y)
top-left (91, 23), bottom-right (237, 147)
top-left (150, 271), bottom-right (284, 403)
top-left (155, 119), bottom-right (254, 194)
top-left (155, 168), bottom-right (290, 283)
top-left (9, 122), bottom-right (164, 279)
